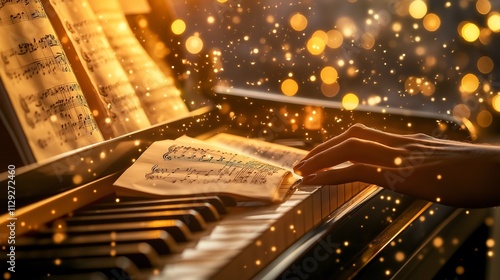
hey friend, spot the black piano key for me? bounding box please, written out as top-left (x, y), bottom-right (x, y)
top-left (17, 230), bottom-right (180, 255)
top-left (17, 256), bottom-right (141, 280)
top-left (17, 242), bottom-right (161, 268)
top-left (88, 196), bottom-right (228, 215)
top-left (76, 202), bottom-right (220, 222)
top-left (62, 209), bottom-right (207, 232)
top-left (38, 220), bottom-right (193, 242)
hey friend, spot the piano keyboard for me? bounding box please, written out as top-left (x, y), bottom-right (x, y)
top-left (1, 173), bottom-right (377, 280)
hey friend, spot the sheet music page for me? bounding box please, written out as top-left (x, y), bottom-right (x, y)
top-left (0, 0), bottom-right (104, 161)
top-left (206, 133), bottom-right (307, 171)
top-left (45, 0), bottom-right (151, 135)
top-left (114, 138), bottom-right (296, 203)
top-left (88, 0), bottom-right (189, 124)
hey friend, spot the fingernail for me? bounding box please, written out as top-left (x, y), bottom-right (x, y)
top-left (302, 173), bottom-right (317, 184)
top-left (293, 160), bottom-right (306, 171)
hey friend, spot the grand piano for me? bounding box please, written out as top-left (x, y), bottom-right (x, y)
top-left (1, 0), bottom-right (498, 279)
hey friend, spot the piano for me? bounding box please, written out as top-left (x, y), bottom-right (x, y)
top-left (0, 0), bottom-right (497, 279)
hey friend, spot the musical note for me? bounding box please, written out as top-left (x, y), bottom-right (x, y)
top-left (88, 0), bottom-right (189, 124)
top-left (47, 0), bottom-right (151, 135)
top-left (0, 1), bottom-right (104, 161)
top-left (115, 138), bottom-right (295, 203)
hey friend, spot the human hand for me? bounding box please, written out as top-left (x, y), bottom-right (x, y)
top-left (293, 123), bottom-right (500, 208)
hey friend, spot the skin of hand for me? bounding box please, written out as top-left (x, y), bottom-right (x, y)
top-left (293, 123), bottom-right (500, 208)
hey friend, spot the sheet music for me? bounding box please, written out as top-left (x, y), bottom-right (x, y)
top-left (46, 0), bottom-right (151, 135)
top-left (206, 133), bottom-right (307, 171)
top-left (88, 0), bottom-right (189, 124)
top-left (0, 0), bottom-right (103, 161)
top-left (114, 138), bottom-right (295, 203)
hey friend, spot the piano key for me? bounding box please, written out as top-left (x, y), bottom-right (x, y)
top-left (17, 230), bottom-right (180, 255)
top-left (18, 242), bottom-right (162, 268)
top-left (76, 202), bottom-right (220, 222)
top-left (62, 209), bottom-right (207, 232)
top-left (41, 220), bottom-right (193, 242)
top-left (88, 196), bottom-right (228, 215)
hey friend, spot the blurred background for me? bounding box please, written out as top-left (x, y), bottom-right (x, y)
top-left (163, 0), bottom-right (500, 140)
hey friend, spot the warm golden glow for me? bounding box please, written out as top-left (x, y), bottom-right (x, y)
top-left (342, 93), bottom-right (359, 110)
top-left (487, 12), bottom-right (500, 32)
top-left (186, 35), bottom-right (203, 54)
top-left (321, 82), bottom-right (340, 97)
top-left (326, 30), bottom-right (343, 48)
top-left (409, 0), bottom-right (427, 19)
top-left (290, 13), bottom-right (308, 31)
top-left (477, 56), bottom-right (494, 74)
top-left (307, 30), bottom-right (327, 55)
top-left (461, 73), bottom-right (479, 93)
top-left (477, 110), bottom-right (493, 128)
top-left (423, 13), bottom-right (441, 31)
top-left (171, 19), bottom-right (186, 35)
top-left (281, 79), bottom-right (299, 96)
top-left (320, 66), bottom-right (338, 84)
top-left (476, 0), bottom-right (491, 14)
top-left (492, 95), bottom-right (500, 112)
top-left (460, 22), bottom-right (480, 42)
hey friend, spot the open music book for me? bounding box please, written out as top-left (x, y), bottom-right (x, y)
top-left (0, 0), bottom-right (188, 163)
top-left (114, 133), bottom-right (307, 203)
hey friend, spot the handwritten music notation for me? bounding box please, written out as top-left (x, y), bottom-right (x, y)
top-left (0, 0), bottom-right (46, 25)
top-left (0, 0), bottom-right (104, 161)
top-left (115, 138), bottom-right (294, 203)
top-left (48, 0), bottom-right (151, 135)
top-left (206, 133), bottom-right (308, 171)
top-left (145, 144), bottom-right (283, 185)
top-left (88, 0), bottom-right (189, 124)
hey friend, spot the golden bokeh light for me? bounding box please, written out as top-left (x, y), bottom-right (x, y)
top-left (321, 82), bottom-right (340, 97)
top-left (281, 79), bottom-right (299, 96)
top-left (306, 35), bottom-right (326, 55)
top-left (186, 35), bottom-right (203, 54)
top-left (477, 56), bottom-right (494, 74)
top-left (460, 22), bottom-right (480, 42)
top-left (342, 93), bottom-right (359, 110)
top-left (290, 13), bottom-right (308, 31)
top-left (360, 33), bottom-right (375, 49)
top-left (423, 13), bottom-right (441, 32)
top-left (477, 110), bottom-right (493, 128)
top-left (320, 66), bottom-right (338, 84)
top-left (492, 95), bottom-right (500, 112)
top-left (326, 29), bottom-right (343, 48)
top-left (476, 0), bottom-right (491, 15)
top-left (452, 104), bottom-right (471, 120)
top-left (461, 73), bottom-right (479, 93)
top-left (487, 12), bottom-right (500, 32)
top-left (409, 0), bottom-right (427, 19)
top-left (171, 19), bottom-right (186, 35)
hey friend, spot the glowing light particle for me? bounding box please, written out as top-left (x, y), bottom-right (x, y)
top-left (409, 0), bottom-right (427, 19)
top-left (281, 79), bottom-right (299, 96)
top-left (492, 95), bottom-right (500, 112)
top-left (423, 13), bottom-right (441, 31)
top-left (487, 12), bottom-right (500, 32)
top-left (290, 13), bottom-right (308, 31)
top-left (320, 66), bottom-right (338, 84)
top-left (186, 35), bottom-right (203, 54)
top-left (342, 93), bottom-right (359, 110)
top-left (461, 22), bottom-right (480, 42)
top-left (171, 19), bottom-right (186, 35)
top-left (461, 73), bottom-right (479, 93)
